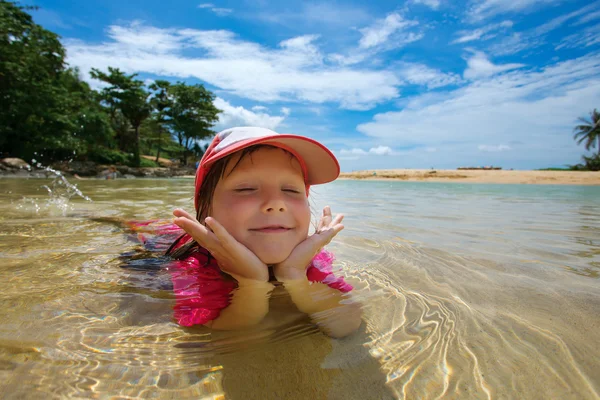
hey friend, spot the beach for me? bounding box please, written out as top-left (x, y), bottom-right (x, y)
top-left (1, 178), bottom-right (599, 399)
top-left (340, 169), bottom-right (600, 185)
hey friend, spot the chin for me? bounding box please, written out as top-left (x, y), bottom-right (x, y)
top-left (256, 251), bottom-right (291, 265)
top-left (252, 246), bottom-right (293, 265)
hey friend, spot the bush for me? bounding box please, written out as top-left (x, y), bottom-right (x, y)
top-left (569, 154), bottom-right (600, 171)
top-left (582, 154), bottom-right (600, 171)
top-left (89, 147), bottom-right (130, 165)
top-left (139, 158), bottom-right (159, 167)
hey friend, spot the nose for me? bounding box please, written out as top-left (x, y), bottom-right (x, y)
top-left (262, 190), bottom-right (287, 213)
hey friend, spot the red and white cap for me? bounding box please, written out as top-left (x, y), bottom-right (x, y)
top-left (194, 127), bottom-right (340, 211)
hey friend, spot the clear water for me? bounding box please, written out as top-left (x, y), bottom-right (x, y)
top-left (0, 178), bottom-right (599, 399)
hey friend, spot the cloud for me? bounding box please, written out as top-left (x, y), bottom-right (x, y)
top-left (575, 10), bottom-right (600, 25)
top-left (452, 20), bottom-right (513, 44)
top-left (213, 98), bottom-right (288, 130)
top-left (358, 13), bottom-right (421, 49)
top-left (535, 1), bottom-right (599, 34)
top-left (65, 22), bottom-right (401, 110)
top-left (463, 52), bottom-right (525, 80)
top-left (466, 0), bottom-right (561, 22)
top-left (395, 62), bottom-right (462, 88)
top-left (339, 146), bottom-right (395, 156)
top-left (251, 105), bottom-right (268, 111)
top-left (198, 3), bottom-right (232, 16)
top-left (478, 144), bottom-right (511, 152)
top-left (488, 2), bottom-right (600, 55)
top-left (356, 54), bottom-right (600, 168)
top-left (412, 0), bottom-right (441, 10)
top-left (253, 3), bottom-right (371, 27)
top-left (556, 24), bottom-right (600, 50)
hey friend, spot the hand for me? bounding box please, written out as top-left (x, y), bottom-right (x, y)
top-left (274, 206), bottom-right (344, 281)
top-left (172, 208), bottom-right (269, 282)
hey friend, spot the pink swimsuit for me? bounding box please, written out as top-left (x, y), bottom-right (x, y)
top-left (127, 220), bottom-right (353, 327)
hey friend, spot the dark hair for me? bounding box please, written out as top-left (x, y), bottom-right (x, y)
top-left (166, 145), bottom-right (300, 260)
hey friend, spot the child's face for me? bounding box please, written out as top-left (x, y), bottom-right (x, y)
top-left (211, 147), bottom-right (311, 264)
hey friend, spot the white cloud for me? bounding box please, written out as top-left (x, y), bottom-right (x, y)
top-left (395, 62), bottom-right (462, 88)
top-left (535, 1), bottom-right (599, 34)
top-left (412, 0), bottom-right (441, 10)
top-left (251, 105), bottom-right (268, 112)
top-left (214, 97), bottom-right (288, 130)
top-left (358, 13), bottom-right (421, 49)
top-left (575, 10), bottom-right (600, 25)
top-left (370, 145), bottom-right (394, 155)
top-left (65, 22), bottom-right (401, 110)
top-left (356, 54), bottom-right (600, 168)
top-left (452, 20), bottom-right (513, 44)
top-left (254, 3), bottom-right (371, 28)
top-left (488, 2), bottom-right (600, 55)
top-left (280, 107), bottom-right (291, 116)
top-left (198, 3), bottom-right (232, 16)
top-left (556, 24), bottom-right (600, 50)
top-left (467, 0), bottom-right (561, 22)
top-left (339, 146), bottom-right (395, 156)
top-left (478, 144), bottom-right (511, 152)
top-left (463, 51), bottom-right (525, 80)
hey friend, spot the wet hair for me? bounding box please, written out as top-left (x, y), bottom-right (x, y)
top-left (166, 145), bottom-right (303, 260)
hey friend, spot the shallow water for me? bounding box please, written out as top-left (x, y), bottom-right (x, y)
top-left (0, 178), bottom-right (599, 399)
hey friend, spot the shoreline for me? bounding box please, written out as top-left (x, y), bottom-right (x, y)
top-left (339, 169), bottom-right (600, 185)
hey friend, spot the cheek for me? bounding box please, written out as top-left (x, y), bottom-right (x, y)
top-left (291, 199), bottom-right (311, 233)
top-left (211, 196), bottom-right (256, 229)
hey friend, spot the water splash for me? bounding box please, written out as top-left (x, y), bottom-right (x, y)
top-left (14, 162), bottom-right (92, 216)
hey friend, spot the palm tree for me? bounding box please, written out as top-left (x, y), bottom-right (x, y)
top-left (573, 109), bottom-right (600, 156)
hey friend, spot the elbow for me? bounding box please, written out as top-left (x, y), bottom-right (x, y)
top-left (320, 303), bottom-right (363, 339)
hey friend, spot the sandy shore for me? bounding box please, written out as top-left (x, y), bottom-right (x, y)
top-left (339, 169), bottom-right (600, 185)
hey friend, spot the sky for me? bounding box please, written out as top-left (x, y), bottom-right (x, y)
top-left (28, 0), bottom-right (600, 171)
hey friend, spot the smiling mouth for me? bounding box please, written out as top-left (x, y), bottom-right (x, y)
top-left (250, 226), bottom-right (292, 233)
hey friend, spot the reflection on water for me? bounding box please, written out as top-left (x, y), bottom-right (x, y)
top-left (0, 178), bottom-right (599, 399)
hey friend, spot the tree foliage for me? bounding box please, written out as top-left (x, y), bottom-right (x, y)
top-left (1, 1), bottom-right (221, 167)
top-left (572, 109), bottom-right (600, 171)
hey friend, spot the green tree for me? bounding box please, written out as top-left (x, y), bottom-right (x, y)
top-left (0, 1), bottom-right (97, 160)
top-left (573, 109), bottom-right (600, 157)
top-left (167, 82), bottom-right (221, 164)
top-left (90, 67), bottom-right (151, 167)
top-left (148, 80), bottom-right (172, 162)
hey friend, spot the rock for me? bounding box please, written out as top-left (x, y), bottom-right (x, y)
top-left (1, 158), bottom-right (30, 170)
top-left (123, 174), bottom-right (136, 179)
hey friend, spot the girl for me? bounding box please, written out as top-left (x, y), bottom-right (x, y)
top-left (131, 126), bottom-right (361, 338)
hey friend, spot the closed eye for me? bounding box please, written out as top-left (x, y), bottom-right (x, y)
top-left (234, 188), bottom-right (256, 192)
top-left (283, 188), bottom-right (301, 193)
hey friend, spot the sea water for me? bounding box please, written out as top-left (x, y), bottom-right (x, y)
top-left (0, 178), bottom-right (598, 399)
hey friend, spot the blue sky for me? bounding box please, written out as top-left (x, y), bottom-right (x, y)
top-left (29, 0), bottom-right (600, 170)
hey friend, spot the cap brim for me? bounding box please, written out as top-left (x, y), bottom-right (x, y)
top-left (201, 134), bottom-right (340, 185)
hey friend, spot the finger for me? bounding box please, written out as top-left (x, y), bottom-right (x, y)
top-left (318, 206), bottom-right (332, 232)
top-left (173, 216), bottom-right (219, 249)
top-left (311, 222), bottom-right (344, 249)
top-left (173, 208), bottom-right (196, 221)
top-left (323, 206), bottom-right (332, 223)
top-left (204, 217), bottom-right (237, 250)
top-left (331, 213), bottom-right (344, 227)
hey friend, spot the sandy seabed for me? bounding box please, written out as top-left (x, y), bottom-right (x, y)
top-left (339, 169), bottom-right (600, 185)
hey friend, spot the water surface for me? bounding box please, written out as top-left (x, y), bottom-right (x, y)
top-left (0, 178), bottom-right (599, 399)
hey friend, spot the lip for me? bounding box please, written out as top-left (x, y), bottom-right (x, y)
top-left (249, 225), bottom-right (292, 233)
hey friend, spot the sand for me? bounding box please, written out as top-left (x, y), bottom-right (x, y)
top-left (339, 169), bottom-right (600, 185)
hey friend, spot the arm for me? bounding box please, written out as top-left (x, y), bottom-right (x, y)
top-left (274, 206), bottom-right (362, 338)
top-left (172, 209), bottom-right (274, 330)
top-left (278, 272), bottom-right (362, 338)
top-left (206, 277), bottom-right (274, 330)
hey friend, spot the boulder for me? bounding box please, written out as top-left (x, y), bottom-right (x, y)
top-left (1, 158), bottom-right (30, 170)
